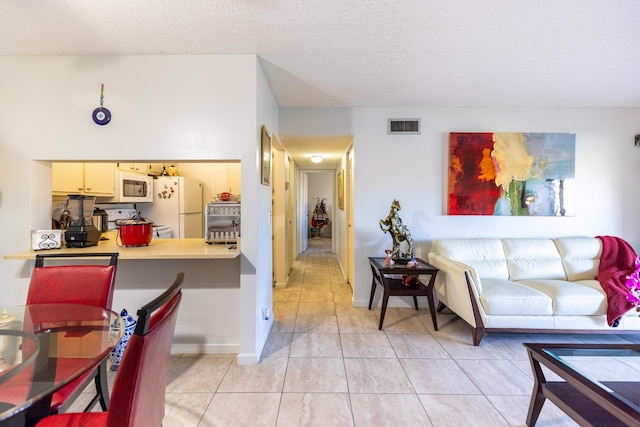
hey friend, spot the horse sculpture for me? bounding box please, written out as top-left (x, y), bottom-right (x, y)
top-left (379, 199), bottom-right (414, 262)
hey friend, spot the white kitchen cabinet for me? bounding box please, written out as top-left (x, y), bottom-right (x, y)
top-left (52, 163), bottom-right (84, 194)
top-left (84, 163), bottom-right (116, 194)
top-left (116, 162), bottom-right (149, 174)
top-left (147, 163), bottom-right (164, 176)
top-left (52, 163), bottom-right (115, 196)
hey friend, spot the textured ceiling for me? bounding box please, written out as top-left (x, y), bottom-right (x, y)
top-left (2, 1), bottom-right (639, 167)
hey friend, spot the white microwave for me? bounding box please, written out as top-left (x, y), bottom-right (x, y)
top-left (97, 171), bottom-right (154, 203)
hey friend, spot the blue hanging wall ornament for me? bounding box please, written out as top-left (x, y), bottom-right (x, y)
top-left (92, 83), bottom-right (111, 125)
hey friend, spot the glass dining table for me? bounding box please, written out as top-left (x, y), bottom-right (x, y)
top-left (0, 304), bottom-right (123, 427)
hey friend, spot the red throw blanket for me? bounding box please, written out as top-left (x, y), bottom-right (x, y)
top-left (596, 235), bottom-right (637, 326)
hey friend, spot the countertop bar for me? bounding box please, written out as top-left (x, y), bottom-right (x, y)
top-left (3, 231), bottom-right (240, 260)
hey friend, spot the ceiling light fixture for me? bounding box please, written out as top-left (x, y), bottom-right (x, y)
top-left (311, 155), bottom-right (323, 163)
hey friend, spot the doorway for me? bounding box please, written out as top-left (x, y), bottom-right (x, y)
top-left (272, 134), bottom-right (353, 289)
top-left (307, 170), bottom-right (334, 244)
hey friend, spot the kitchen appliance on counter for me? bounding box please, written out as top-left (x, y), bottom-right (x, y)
top-left (138, 176), bottom-right (203, 238)
top-left (31, 229), bottom-right (63, 250)
top-left (92, 208), bottom-right (108, 233)
top-left (205, 201), bottom-right (240, 243)
top-left (64, 195), bottom-right (102, 247)
top-left (117, 218), bottom-right (154, 246)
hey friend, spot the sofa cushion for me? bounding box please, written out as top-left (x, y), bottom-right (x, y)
top-left (517, 279), bottom-right (607, 315)
top-left (431, 239), bottom-right (509, 280)
top-left (502, 238), bottom-right (566, 281)
top-left (554, 236), bottom-right (601, 281)
top-left (480, 279), bottom-right (553, 315)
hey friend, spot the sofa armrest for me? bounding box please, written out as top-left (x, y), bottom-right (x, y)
top-left (428, 252), bottom-right (485, 328)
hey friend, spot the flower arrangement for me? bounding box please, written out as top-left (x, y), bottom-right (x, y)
top-left (626, 256), bottom-right (640, 312)
top-left (402, 274), bottom-right (419, 287)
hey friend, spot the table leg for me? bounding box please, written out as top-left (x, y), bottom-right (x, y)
top-left (526, 356), bottom-right (547, 427)
top-left (368, 277), bottom-right (377, 310)
top-left (96, 360), bottom-right (110, 411)
top-left (412, 296), bottom-right (418, 310)
top-left (24, 335), bottom-right (55, 427)
top-left (426, 282), bottom-right (438, 331)
top-left (378, 289), bottom-right (390, 330)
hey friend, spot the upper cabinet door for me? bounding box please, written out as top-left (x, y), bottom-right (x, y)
top-left (52, 162), bottom-right (115, 196)
top-left (117, 162), bottom-right (149, 174)
top-left (147, 163), bottom-right (164, 176)
top-left (52, 163), bottom-right (85, 194)
top-left (84, 163), bottom-right (115, 195)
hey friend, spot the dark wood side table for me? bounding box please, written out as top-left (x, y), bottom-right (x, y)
top-left (368, 257), bottom-right (439, 330)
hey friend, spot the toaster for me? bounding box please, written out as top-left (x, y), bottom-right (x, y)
top-left (32, 229), bottom-right (63, 250)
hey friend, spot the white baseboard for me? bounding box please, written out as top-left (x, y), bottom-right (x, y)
top-left (236, 352), bottom-right (259, 365)
top-left (169, 317), bottom-right (274, 366)
top-left (170, 343), bottom-right (240, 354)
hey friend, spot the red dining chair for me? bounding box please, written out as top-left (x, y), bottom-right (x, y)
top-left (35, 272), bottom-right (184, 427)
top-left (27, 252), bottom-right (118, 414)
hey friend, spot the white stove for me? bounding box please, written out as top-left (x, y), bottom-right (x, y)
top-left (104, 208), bottom-right (137, 230)
top-left (102, 208), bottom-right (172, 238)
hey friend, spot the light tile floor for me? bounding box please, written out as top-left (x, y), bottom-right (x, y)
top-left (70, 237), bottom-right (640, 426)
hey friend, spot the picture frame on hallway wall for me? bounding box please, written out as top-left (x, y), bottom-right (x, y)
top-left (338, 169), bottom-right (344, 210)
top-left (261, 125), bottom-right (272, 186)
top-left (448, 132), bottom-right (576, 216)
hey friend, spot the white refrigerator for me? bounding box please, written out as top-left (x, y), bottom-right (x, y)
top-left (139, 176), bottom-right (203, 238)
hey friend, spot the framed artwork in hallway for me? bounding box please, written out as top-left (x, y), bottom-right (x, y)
top-left (338, 169), bottom-right (344, 210)
top-left (261, 124), bottom-right (272, 185)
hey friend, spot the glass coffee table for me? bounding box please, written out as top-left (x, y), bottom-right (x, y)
top-left (524, 343), bottom-right (640, 426)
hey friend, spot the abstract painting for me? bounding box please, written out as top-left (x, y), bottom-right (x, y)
top-left (448, 132), bottom-right (575, 216)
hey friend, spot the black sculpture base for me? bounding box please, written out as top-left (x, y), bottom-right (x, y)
top-left (392, 255), bottom-right (413, 264)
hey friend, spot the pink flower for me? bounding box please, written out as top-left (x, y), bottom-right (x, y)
top-left (626, 256), bottom-right (640, 306)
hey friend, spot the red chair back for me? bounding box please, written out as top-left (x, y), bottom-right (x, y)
top-left (26, 253), bottom-right (119, 415)
top-left (27, 253), bottom-right (118, 309)
top-left (106, 273), bottom-right (183, 427)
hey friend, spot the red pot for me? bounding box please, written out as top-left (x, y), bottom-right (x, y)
top-left (118, 219), bottom-right (153, 246)
top-left (219, 192), bottom-right (231, 201)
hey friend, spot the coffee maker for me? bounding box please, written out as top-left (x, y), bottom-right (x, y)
top-left (64, 195), bottom-right (101, 247)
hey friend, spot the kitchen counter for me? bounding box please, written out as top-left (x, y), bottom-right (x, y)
top-left (3, 230), bottom-right (243, 356)
top-left (3, 231), bottom-right (240, 260)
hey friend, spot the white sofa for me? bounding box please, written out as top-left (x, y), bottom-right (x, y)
top-left (427, 237), bottom-right (640, 345)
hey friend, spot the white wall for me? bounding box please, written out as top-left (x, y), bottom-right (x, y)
top-left (280, 106), bottom-right (640, 307)
top-left (0, 55), bottom-right (274, 363)
top-left (239, 59), bottom-right (278, 364)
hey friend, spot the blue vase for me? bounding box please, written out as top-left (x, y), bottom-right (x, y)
top-left (109, 309), bottom-right (137, 371)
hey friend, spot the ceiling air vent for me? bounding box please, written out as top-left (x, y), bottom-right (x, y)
top-left (387, 118), bottom-right (421, 135)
